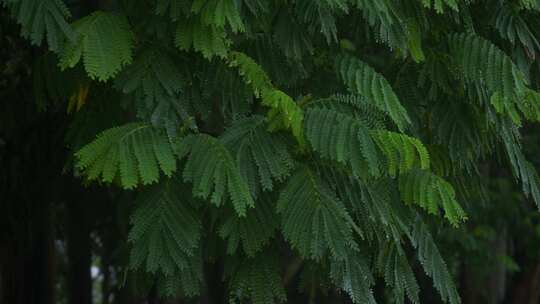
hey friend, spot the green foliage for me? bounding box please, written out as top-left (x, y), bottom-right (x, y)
top-left (305, 106), bottom-right (381, 177)
top-left (60, 11), bottom-right (134, 81)
top-left (9, 0), bottom-right (540, 303)
top-left (421, 0), bottom-right (458, 13)
top-left (500, 124), bottom-right (540, 207)
top-left (327, 169), bottom-right (410, 242)
top-left (175, 18), bottom-right (230, 59)
top-left (129, 181), bottom-right (202, 296)
top-left (155, 0), bottom-right (190, 20)
top-left (277, 167), bottom-right (356, 260)
top-left (220, 116), bottom-right (293, 195)
top-left (352, 0), bottom-right (427, 62)
top-left (227, 52), bottom-right (304, 145)
top-left (410, 218), bottom-right (460, 304)
top-left (296, 0), bottom-right (349, 43)
top-left (447, 32), bottom-right (540, 124)
top-left (336, 54), bottom-right (411, 131)
top-left (399, 170), bottom-right (467, 226)
top-left (176, 133), bottom-right (255, 216)
top-left (114, 46), bottom-right (188, 136)
top-left (192, 0), bottom-right (244, 33)
top-left (493, 4), bottom-right (540, 52)
top-left (115, 47), bottom-right (184, 106)
top-left (219, 196), bottom-right (279, 257)
top-left (2, 0), bottom-right (74, 52)
top-left (329, 249), bottom-right (376, 304)
top-left (316, 94), bottom-right (389, 129)
top-left (226, 252), bottom-right (286, 304)
top-left (75, 123), bottom-right (178, 189)
top-left (376, 242), bottom-right (420, 304)
top-left (448, 32), bottom-right (527, 98)
top-left (371, 130), bottom-right (430, 177)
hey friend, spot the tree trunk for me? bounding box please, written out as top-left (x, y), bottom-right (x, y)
top-left (511, 261), bottom-right (540, 304)
top-left (0, 202), bottom-right (56, 304)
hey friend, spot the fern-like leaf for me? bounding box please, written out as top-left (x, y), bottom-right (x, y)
top-left (175, 18), bottom-right (230, 59)
top-left (421, 0), bottom-right (458, 13)
top-left (220, 116), bottom-right (293, 195)
top-left (3, 0), bottom-right (75, 52)
top-left (226, 252), bottom-right (286, 304)
top-left (376, 242), bottom-right (420, 304)
top-left (155, 265), bottom-right (203, 298)
top-left (277, 167), bottom-right (356, 260)
top-left (114, 46), bottom-right (189, 136)
top-left (448, 32), bottom-right (527, 96)
top-left (129, 181), bottom-right (202, 295)
top-left (409, 218), bottom-right (460, 304)
top-left (336, 54), bottom-right (411, 131)
top-left (176, 134), bottom-right (255, 216)
top-left (330, 249), bottom-right (377, 304)
top-left (115, 47), bottom-right (184, 102)
top-left (155, 0), bottom-right (190, 21)
top-left (227, 52), bottom-right (304, 145)
top-left (219, 196), bottom-right (279, 257)
top-left (399, 169), bottom-right (467, 226)
top-left (447, 32), bottom-right (540, 124)
top-left (295, 0), bottom-right (349, 43)
top-left (305, 107), bottom-right (381, 177)
top-left (493, 5), bottom-right (540, 52)
top-left (60, 11), bottom-right (134, 81)
top-left (76, 123), bottom-right (177, 189)
top-left (311, 94), bottom-right (388, 129)
top-left (191, 0), bottom-right (245, 33)
top-left (501, 123), bottom-right (540, 208)
top-left (371, 130), bottom-right (430, 176)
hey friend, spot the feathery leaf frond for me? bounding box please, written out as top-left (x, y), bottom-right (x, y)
top-left (305, 107), bottom-right (381, 177)
top-left (129, 181), bottom-right (200, 273)
top-left (500, 123), bottom-right (540, 208)
top-left (114, 46), bottom-right (189, 136)
top-left (493, 4), bottom-right (540, 52)
top-left (330, 249), bottom-right (377, 304)
top-left (421, 0), bottom-right (458, 13)
top-left (60, 11), bottom-right (133, 81)
top-left (448, 32), bottom-right (540, 123)
top-left (371, 130), bottom-right (430, 177)
top-left (277, 167), bottom-right (356, 260)
top-left (376, 242), bottom-right (420, 304)
top-left (311, 94), bottom-right (388, 129)
top-left (227, 52), bottom-right (304, 145)
top-left (220, 116), bottom-right (294, 195)
top-left (176, 134), bottom-right (255, 216)
top-left (399, 170), bottom-right (467, 226)
top-left (175, 18), bottom-right (230, 59)
top-left (3, 0), bottom-right (74, 52)
top-left (410, 218), bottom-right (460, 304)
top-left (219, 196), bottom-right (279, 257)
top-left (227, 252), bottom-right (287, 304)
top-left (155, 0), bottom-right (190, 20)
top-left (336, 54), bottom-right (411, 131)
top-left (76, 123), bottom-right (178, 189)
top-left (192, 0), bottom-right (245, 33)
top-left (115, 47), bottom-right (184, 103)
top-left (129, 181), bottom-right (202, 295)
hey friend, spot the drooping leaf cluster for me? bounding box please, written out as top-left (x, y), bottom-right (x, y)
top-left (7, 0), bottom-right (540, 303)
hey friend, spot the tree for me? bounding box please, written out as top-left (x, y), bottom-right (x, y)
top-left (3, 0), bottom-right (540, 303)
